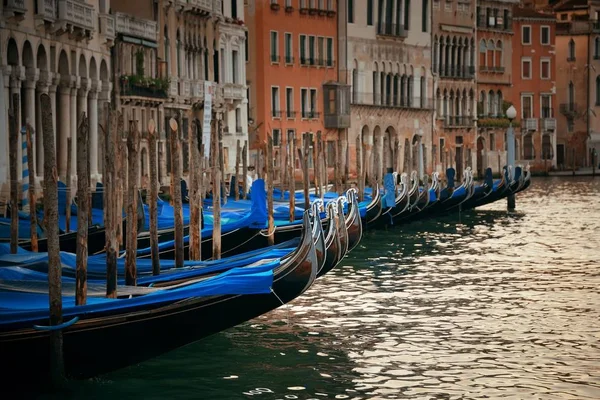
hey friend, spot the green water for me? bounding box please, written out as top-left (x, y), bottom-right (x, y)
top-left (40, 177), bottom-right (600, 399)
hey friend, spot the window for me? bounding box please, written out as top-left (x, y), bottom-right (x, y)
top-left (271, 86), bottom-right (280, 117)
top-left (285, 33), bottom-right (293, 64)
top-left (568, 81), bottom-right (574, 106)
top-left (422, 0), bottom-right (428, 32)
top-left (404, 0), bottom-right (411, 30)
top-left (568, 39), bottom-right (575, 61)
top-left (327, 88), bottom-right (335, 114)
top-left (560, 13), bottom-right (567, 21)
top-left (490, 133), bottom-right (495, 151)
top-left (521, 57), bottom-right (531, 79)
top-left (479, 39), bottom-right (487, 67)
top-left (286, 87), bottom-right (294, 117)
top-left (301, 88), bottom-right (308, 117)
top-left (439, 137), bottom-right (445, 161)
top-left (595, 37), bottom-right (600, 59)
top-left (309, 36), bottom-right (315, 65)
top-left (300, 35), bottom-right (306, 64)
top-left (596, 76), bottom-right (600, 105)
top-left (235, 108), bottom-right (242, 132)
top-left (232, 50), bottom-right (239, 83)
top-left (231, 0), bottom-right (237, 18)
top-left (541, 95), bottom-right (552, 118)
top-left (310, 88), bottom-right (317, 116)
top-left (270, 31), bottom-right (279, 63)
top-left (317, 36), bottom-right (325, 65)
top-left (272, 129), bottom-right (281, 146)
top-left (348, 0), bottom-right (354, 23)
top-left (567, 118), bottom-right (574, 132)
top-left (245, 31), bottom-right (248, 62)
top-left (521, 94), bottom-right (533, 119)
top-left (541, 58), bottom-right (550, 80)
top-left (326, 37), bottom-right (333, 66)
top-left (367, 0), bottom-right (373, 25)
top-left (522, 26), bottom-right (531, 45)
top-left (541, 26), bottom-right (550, 45)
top-left (524, 133), bottom-right (534, 160)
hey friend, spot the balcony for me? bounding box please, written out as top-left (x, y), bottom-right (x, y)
top-left (557, 20), bottom-right (600, 35)
top-left (301, 111), bottom-right (320, 119)
top-left (57, 0), bottom-right (96, 38)
top-left (477, 14), bottom-right (512, 31)
top-left (169, 78), bottom-right (179, 97)
top-left (190, 81), bottom-right (204, 98)
top-left (351, 92), bottom-right (433, 110)
top-left (179, 79), bottom-right (191, 98)
top-left (270, 54), bottom-right (280, 63)
top-left (223, 82), bottom-right (245, 102)
top-left (35, 0), bottom-right (56, 23)
top-left (119, 76), bottom-right (168, 99)
top-left (559, 103), bottom-right (578, 116)
top-left (286, 110), bottom-right (297, 119)
top-left (284, 55), bottom-right (294, 64)
top-left (115, 12), bottom-right (157, 42)
top-left (323, 82), bottom-right (350, 129)
top-left (541, 118), bottom-right (556, 131)
top-left (477, 116), bottom-right (518, 129)
top-left (439, 65), bottom-right (476, 79)
top-left (522, 118), bottom-right (538, 131)
top-left (376, 23), bottom-right (407, 38)
top-left (99, 13), bottom-right (115, 42)
top-left (443, 116), bottom-right (474, 128)
top-left (4, 0), bottom-right (27, 19)
top-left (272, 110), bottom-right (283, 118)
top-left (176, 0), bottom-right (215, 14)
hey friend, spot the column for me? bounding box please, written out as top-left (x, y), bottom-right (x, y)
top-left (35, 74), bottom-right (51, 178)
top-left (9, 76), bottom-right (23, 179)
top-left (440, 42), bottom-right (445, 76)
top-left (58, 84), bottom-right (71, 180)
top-left (0, 68), bottom-right (9, 185)
top-left (70, 85), bottom-right (79, 179)
top-left (24, 73), bottom-right (38, 177)
top-left (88, 86), bottom-right (99, 180)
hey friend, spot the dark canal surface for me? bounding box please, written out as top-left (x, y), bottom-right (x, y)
top-left (44, 177), bottom-right (600, 399)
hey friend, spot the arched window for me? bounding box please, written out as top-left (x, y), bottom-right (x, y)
top-left (164, 26), bottom-right (170, 74)
top-left (176, 29), bottom-right (181, 78)
top-left (596, 76), bottom-right (600, 105)
top-left (479, 90), bottom-right (486, 116)
top-left (433, 36), bottom-right (438, 73)
top-left (496, 40), bottom-right (503, 68)
top-left (479, 39), bottom-right (487, 67)
top-left (436, 88), bottom-right (442, 115)
top-left (568, 39), bottom-right (575, 61)
top-left (568, 81), bottom-right (574, 106)
top-left (488, 90), bottom-right (495, 116)
top-left (497, 90), bottom-right (503, 115)
top-left (420, 76), bottom-right (426, 108)
top-left (487, 39), bottom-right (495, 67)
top-left (595, 37), bottom-right (600, 58)
top-left (524, 133), bottom-right (534, 160)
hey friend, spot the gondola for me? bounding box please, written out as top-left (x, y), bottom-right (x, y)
top-left (0, 212), bottom-right (319, 386)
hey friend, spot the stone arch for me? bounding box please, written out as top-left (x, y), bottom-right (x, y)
top-left (141, 146), bottom-right (149, 177)
top-left (36, 43), bottom-right (48, 71)
top-left (22, 40), bottom-right (34, 69)
top-left (411, 133), bottom-right (421, 173)
top-left (58, 49), bottom-right (69, 76)
top-left (373, 125), bottom-right (383, 183)
top-left (476, 135), bottom-right (486, 178)
top-left (100, 59), bottom-right (109, 81)
top-left (384, 126), bottom-right (397, 172)
top-left (7, 37), bottom-right (19, 66)
top-left (78, 53), bottom-right (88, 79)
top-left (89, 56), bottom-right (98, 81)
top-left (403, 137), bottom-right (411, 173)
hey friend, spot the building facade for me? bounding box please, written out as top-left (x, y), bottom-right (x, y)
top-left (432, 0), bottom-right (476, 180)
top-left (245, 0), bottom-right (340, 178)
top-left (1, 0), bottom-right (113, 198)
top-left (475, 0), bottom-right (517, 177)
top-left (511, 6), bottom-right (557, 172)
top-left (553, 0), bottom-right (600, 169)
top-left (347, 0), bottom-right (433, 183)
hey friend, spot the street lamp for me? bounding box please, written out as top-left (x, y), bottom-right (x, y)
top-left (505, 105), bottom-right (517, 210)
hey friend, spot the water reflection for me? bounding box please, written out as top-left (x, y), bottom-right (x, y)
top-left (49, 178), bottom-right (600, 399)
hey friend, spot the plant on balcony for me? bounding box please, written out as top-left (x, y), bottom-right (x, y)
top-left (326, 10), bottom-right (336, 17)
top-left (232, 17), bottom-right (244, 25)
top-left (270, 2), bottom-right (280, 11)
top-left (285, 6), bottom-right (294, 12)
top-left (478, 117), bottom-right (520, 128)
top-left (120, 74), bottom-right (170, 97)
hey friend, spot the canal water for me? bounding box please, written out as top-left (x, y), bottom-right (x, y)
top-left (47, 177), bottom-right (600, 399)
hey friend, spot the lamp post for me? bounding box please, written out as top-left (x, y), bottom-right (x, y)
top-left (506, 105), bottom-right (517, 211)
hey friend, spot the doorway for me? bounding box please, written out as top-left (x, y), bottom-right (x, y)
top-left (557, 144), bottom-right (565, 169)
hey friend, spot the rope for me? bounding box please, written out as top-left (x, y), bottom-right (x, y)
top-left (270, 287), bottom-right (291, 326)
top-left (258, 224), bottom-right (277, 237)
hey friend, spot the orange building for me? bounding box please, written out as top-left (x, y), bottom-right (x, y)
top-left (511, 6), bottom-right (557, 171)
top-left (245, 0), bottom-right (343, 176)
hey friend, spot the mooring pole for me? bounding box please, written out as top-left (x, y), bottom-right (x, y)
top-left (356, 134), bottom-right (363, 201)
top-left (25, 123), bottom-right (38, 251)
top-left (302, 134), bottom-right (310, 210)
top-left (212, 118), bottom-right (222, 259)
top-left (125, 121), bottom-right (140, 285)
top-left (506, 119), bottom-right (516, 211)
top-left (148, 119), bottom-right (160, 274)
top-left (189, 119), bottom-right (201, 261)
top-left (169, 118), bottom-right (184, 268)
top-left (41, 93), bottom-right (65, 384)
top-left (8, 95), bottom-right (19, 254)
top-left (105, 108), bottom-right (118, 298)
top-left (242, 140), bottom-right (248, 200)
top-left (267, 135), bottom-right (275, 246)
top-left (288, 131), bottom-right (296, 222)
top-left (76, 113), bottom-right (89, 305)
top-left (65, 137), bottom-right (72, 233)
top-left (235, 139), bottom-right (241, 201)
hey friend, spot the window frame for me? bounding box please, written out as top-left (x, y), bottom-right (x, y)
top-left (271, 85), bottom-right (281, 118)
top-left (540, 58), bottom-right (551, 80)
top-left (270, 30), bottom-right (279, 64)
top-left (284, 32), bottom-right (293, 64)
top-left (285, 86), bottom-right (294, 118)
top-left (521, 93), bottom-right (534, 119)
top-left (540, 25), bottom-right (550, 45)
top-left (522, 25), bottom-right (532, 45)
top-left (521, 57), bottom-right (532, 80)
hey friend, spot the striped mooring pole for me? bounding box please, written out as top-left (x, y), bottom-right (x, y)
top-left (21, 125), bottom-right (29, 214)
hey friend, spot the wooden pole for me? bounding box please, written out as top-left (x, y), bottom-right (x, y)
top-left (302, 134), bottom-right (310, 210)
top-left (148, 119), bottom-right (160, 275)
top-left (266, 135), bottom-right (275, 246)
top-left (189, 119), bottom-right (201, 261)
top-left (288, 130), bottom-right (296, 222)
top-left (65, 137), bottom-right (72, 233)
top-left (125, 121), bottom-right (140, 285)
top-left (321, 135), bottom-right (327, 199)
top-left (234, 139), bottom-right (241, 201)
top-left (212, 118), bottom-right (222, 259)
top-left (336, 139), bottom-right (343, 194)
top-left (75, 113), bottom-right (89, 305)
top-left (281, 141), bottom-right (288, 200)
top-left (344, 135), bottom-right (350, 192)
top-left (242, 140), bottom-right (248, 200)
top-left (105, 108), bottom-right (118, 298)
top-left (8, 95), bottom-right (19, 254)
top-left (25, 123), bottom-right (38, 251)
top-left (40, 93), bottom-right (65, 384)
top-left (117, 116), bottom-right (126, 247)
top-left (169, 118), bottom-right (184, 268)
top-left (356, 134), bottom-right (363, 201)
top-left (314, 132), bottom-right (320, 198)
top-left (279, 139), bottom-right (285, 194)
top-left (219, 127), bottom-right (227, 205)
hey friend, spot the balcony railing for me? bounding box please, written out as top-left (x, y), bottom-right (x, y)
top-left (443, 116), bottom-right (474, 128)
top-left (272, 110), bottom-right (283, 118)
top-left (522, 118), bottom-right (538, 131)
top-left (190, 81), bottom-right (204, 98)
top-left (301, 111), bottom-right (320, 119)
top-left (377, 23), bottom-right (407, 38)
top-left (57, 0), bottom-right (95, 33)
top-left (557, 20), bottom-right (600, 35)
top-left (477, 15), bottom-right (512, 31)
top-left (541, 118), bottom-right (556, 131)
top-left (286, 110), bottom-right (297, 118)
top-left (223, 83), bottom-right (245, 101)
top-left (177, 0), bottom-right (216, 14)
top-left (4, 0), bottom-right (27, 17)
top-left (560, 103), bottom-right (578, 116)
top-left (35, 0), bottom-right (56, 22)
top-left (439, 65), bottom-right (476, 79)
top-left (285, 55), bottom-right (294, 64)
top-left (270, 54), bottom-right (280, 63)
top-left (115, 12), bottom-right (157, 42)
top-left (120, 77), bottom-right (168, 99)
top-left (351, 92), bottom-right (433, 110)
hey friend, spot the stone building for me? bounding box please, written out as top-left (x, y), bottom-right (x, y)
top-left (432, 0), bottom-right (476, 179)
top-left (0, 0), bottom-right (113, 197)
top-left (346, 0), bottom-right (434, 182)
top-left (476, 0), bottom-right (517, 177)
top-left (511, 6), bottom-right (557, 172)
top-left (553, 0), bottom-right (600, 169)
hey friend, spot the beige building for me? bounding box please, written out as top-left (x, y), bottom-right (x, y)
top-left (1, 0), bottom-right (113, 196)
top-left (345, 0), bottom-right (434, 182)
